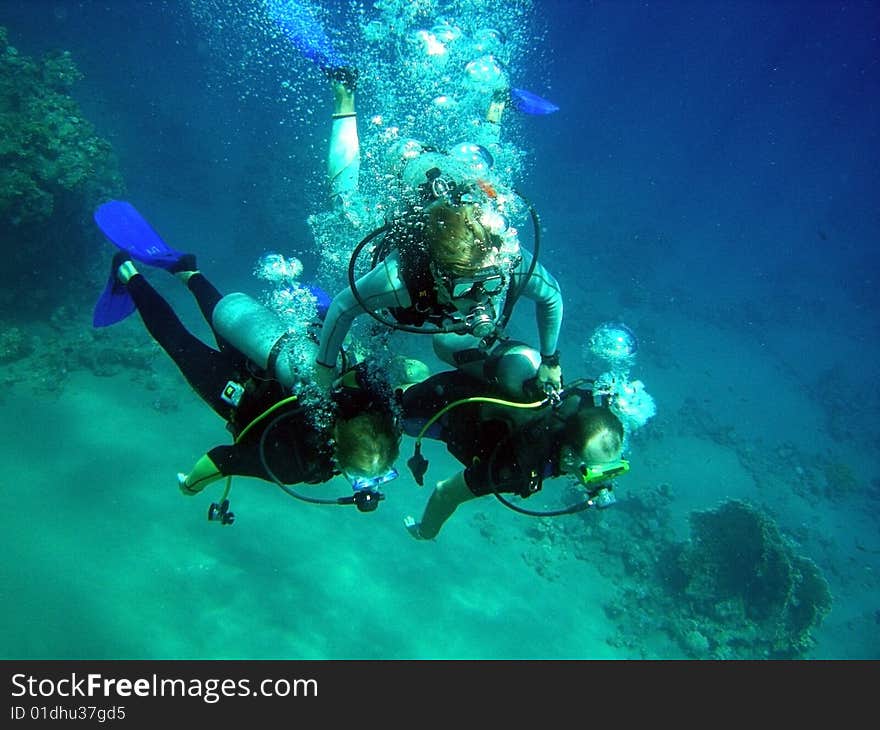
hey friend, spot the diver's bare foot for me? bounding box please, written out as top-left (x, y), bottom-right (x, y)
top-left (332, 80), bottom-right (355, 114)
top-left (325, 66), bottom-right (358, 113)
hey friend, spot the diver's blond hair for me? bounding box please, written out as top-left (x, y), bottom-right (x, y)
top-left (333, 410), bottom-right (400, 475)
top-left (424, 202), bottom-right (493, 275)
top-left (564, 407), bottom-right (624, 462)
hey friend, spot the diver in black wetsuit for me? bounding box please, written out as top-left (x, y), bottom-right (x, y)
top-left (400, 363), bottom-right (627, 540)
top-left (107, 251), bottom-right (402, 502)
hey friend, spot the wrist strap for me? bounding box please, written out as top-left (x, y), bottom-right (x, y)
top-left (331, 112), bottom-right (357, 119)
top-left (541, 351), bottom-right (561, 368)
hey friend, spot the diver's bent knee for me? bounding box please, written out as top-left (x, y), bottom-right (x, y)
top-left (433, 476), bottom-right (472, 505)
top-left (484, 341), bottom-right (541, 398)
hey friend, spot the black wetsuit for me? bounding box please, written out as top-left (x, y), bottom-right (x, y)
top-left (127, 273), bottom-right (336, 484)
top-left (401, 370), bottom-right (566, 497)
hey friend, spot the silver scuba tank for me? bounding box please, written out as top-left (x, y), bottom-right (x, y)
top-left (212, 292), bottom-right (310, 389)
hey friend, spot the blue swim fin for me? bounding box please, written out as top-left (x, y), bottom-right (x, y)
top-left (305, 283), bottom-right (332, 320)
top-left (92, 201), bottom-right (187, 328)
top-left (264, 0), bottom-right (348, 72)
top-left (93, 252), bottom-right (136, 328)
top-left (94, 200), bottom-right (186, 270)
top-left (510, 87), bottom-right (559, 115)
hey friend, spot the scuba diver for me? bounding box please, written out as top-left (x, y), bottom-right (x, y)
top-left (261, 1), bottom-right (564, 398)
top-left (399, 347), bottom-right (629, 540)
top-left (314, 73), bottom-right (565, 400)
top-left (92, 200), bottom-right (402, 522)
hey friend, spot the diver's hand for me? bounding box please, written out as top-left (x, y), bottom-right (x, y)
top-left (314, 362), bottom-right (337, 390)
top-left (537, 351), bottom-right (563, 394)
top-left (537, 362), bottom-right (562, 391)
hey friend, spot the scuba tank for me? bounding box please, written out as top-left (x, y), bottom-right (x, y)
top-left (212, 292), bottom-right (314, 389)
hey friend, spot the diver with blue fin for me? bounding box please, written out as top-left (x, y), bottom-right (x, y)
top-left (92, 200), bottom-right (402, 522)
top-left (264, 0), bottom-right (557, 210)
top-left (263, 0), bottom-right (558, 117)
top-left (264, 0), bottom-right (349, 76)
top-left (265, 2), bottom-right (565, 399)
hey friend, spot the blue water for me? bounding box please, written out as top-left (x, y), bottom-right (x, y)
top-left (1, 0), bottom-right (877, 659)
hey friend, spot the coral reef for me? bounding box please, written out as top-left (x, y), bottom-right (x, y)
top-left (672, 500), bottom-right (833, 658)
top-left (0, 26), bottom-right (122, 225)
top-left (0, 303), bottom-right (170, 401)
top-left (514, 485), bottom-right (833, 658)
top-left (0, 26), bottom-right (124, 315)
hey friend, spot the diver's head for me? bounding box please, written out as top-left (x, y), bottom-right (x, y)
top-left (559, 406), bottom-right (625, 474)
top-left (333, 410), bottom-right (401, 487)
top-left (425, 201), bottom-right (497, 277)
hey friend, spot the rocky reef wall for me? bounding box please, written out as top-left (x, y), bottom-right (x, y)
top-left (0, 26), bottom-right (124, 316)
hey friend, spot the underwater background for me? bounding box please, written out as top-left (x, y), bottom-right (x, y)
top-left (0, 0), bottom-right (877, 659)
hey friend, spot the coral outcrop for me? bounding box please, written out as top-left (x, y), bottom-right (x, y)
top-left (672, 499), bottom-right (833, 658)
top-left (0, 26), bottom-right (124, 315)
top-left (0, 26), bottom-right (122, 225)
top-left (515, 487), bottom-right (833, 658)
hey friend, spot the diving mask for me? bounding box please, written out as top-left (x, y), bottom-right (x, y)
top-left (577, 459), bottom-right (630, 487)
top-left (345, 467), bottom-right (399, 493)
top-left (575, 459), bottom-right (629, 510)
top-left (446, 265), bottom-right (507, 300)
